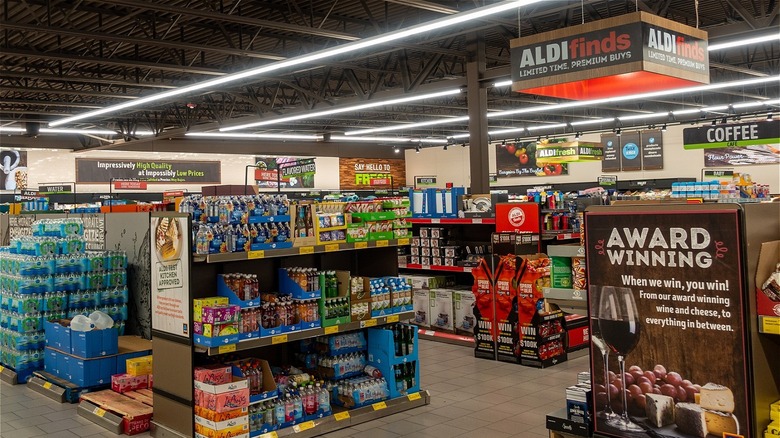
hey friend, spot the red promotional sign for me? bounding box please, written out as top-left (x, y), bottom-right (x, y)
top-left (369, 178), bottom-right (390, 186)
top-left (254, 169), bottom-right (280, 181)
top-left (495, 203), bottom-right (541, 233)
top-left (114, 181), bottom-right (148, 190)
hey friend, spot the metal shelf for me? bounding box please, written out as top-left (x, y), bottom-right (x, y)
top-left (194, 238), bottom-right (410, 263)
top-left (254, 390), bottom-right (430, 438)
top-left (543, 288), bottom-right (587, 301)
top-left (408, 218), bottom-right (495, 225)
top-left (541, 231), bottom-right (581, 241)
top-left (546, 245), bottom-right (585, 258)
top-left (196, 311), bottom-right (414, 355)
top-left (400, 263), bottom-right (473, 273)
top-left (417, 329), bottom-right (474, 347)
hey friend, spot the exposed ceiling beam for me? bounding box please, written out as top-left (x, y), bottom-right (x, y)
top-left (90, 0), bottom-right (360, 41)
top-left (0, 70), bottom-right (178, 89)
top-left (0, 85), bottom-right (140, 99)
top-left (382, 0), bottom-right (458, 15)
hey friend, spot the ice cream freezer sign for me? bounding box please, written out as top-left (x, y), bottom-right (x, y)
top-left (76, 158), bottom-right (221, 184)
top-left (585, 204), bottom-right (751, 438)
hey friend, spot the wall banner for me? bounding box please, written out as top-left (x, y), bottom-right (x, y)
top-left (619, 131), bottom-right (642, 171)
top-left (76, 158), bottom-right (221, 184)
top-left (150, 215), bottom-right (191, 339)
top-left (683, 121), bottom-right (780, 167)
top-left (585, 205), bottom-right (751, 438)
top-left (339, 158), bottom-right (406, 190)
top-left (495, 140), bottom-right (569, 178)
top-left (641, 129), bottom-right (664, 169)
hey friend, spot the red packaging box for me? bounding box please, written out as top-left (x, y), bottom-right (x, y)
top-left (194, 388), bottom-right (250, 413)
top-left (194, 365), bottom-right (232, 385)
top-left (111, 374), bottom-right (149, 394)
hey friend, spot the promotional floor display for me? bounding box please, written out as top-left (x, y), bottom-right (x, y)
top-left (585, 204), bottom-right (752, 438)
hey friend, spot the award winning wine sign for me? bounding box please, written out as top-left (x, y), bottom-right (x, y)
top-left (585, 205), bottom-right (751, 438)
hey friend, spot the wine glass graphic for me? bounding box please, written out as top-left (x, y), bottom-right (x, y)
top-left (598, 286), bottom-right (644, 432)
top-left (590, 285), bottom-right (617, 421)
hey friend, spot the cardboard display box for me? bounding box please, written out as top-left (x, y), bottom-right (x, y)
top-left (412, 288), bottom-right (431, 327)
top-left (756, 240), bottom-right (780, 317)
top-left (429, 289), bottom-right (454, 332)
top-left (453, 290), bottom-right (476, 336)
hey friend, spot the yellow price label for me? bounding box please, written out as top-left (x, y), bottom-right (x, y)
top-left (324, 243), bottom-right (339, 252)
top-left (386, 315), bottom-right (399, 323)
top-left (354, 241), bottom-right (368, 249)
top-left (762, 317), bottom-right (780, 335)
top-left (407, 392), bottom-right (422, 401)
top-left (94, 407), bottom-right (107, 417)
top-left (259, 432), bottom-right (278, 438)
top-left (324, 325), bottom-right (339, 335)
top-left (293, 421), bottom-right (315, 432)
top-left (247, 250), bottom-right (265, 259)
top-left (43, 382), bottom-right (53, 390)
top-left (218, 344), bottom-right (237, 354)
top-left (361, 319), bottom-right (378, 328)
top-left (372, 401), bottom-right (388, 411)
top-left (397, 238), bottom-right (410, 245)
top-left (0, 365), bottom-right (5, 373)
top-left (334, 411), bottom-right (350, 421)
top-left (375, 240), bottom-right (389, 247)
top-left (272, 334), bottom-right (288, 345)
top-left (299, 246), bottom-right (315, 255)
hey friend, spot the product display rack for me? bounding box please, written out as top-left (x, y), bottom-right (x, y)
top-left (399, 263), bottom-right (473, 273)
top-left (417, 328), bottom-right (475, 347)
top-left (408, 218), bottom-right (496, 225)
top-left (150, 212), bottom-right (427, 438)
top-left (542, 245), bottom-right (587, 315)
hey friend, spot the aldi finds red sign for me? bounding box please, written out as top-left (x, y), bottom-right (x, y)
top-left (114, 180), bottom-right (148, 190)
top-left (510, 12), bottom-right (709, 100)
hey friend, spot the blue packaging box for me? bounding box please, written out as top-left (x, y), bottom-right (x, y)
top-left (44, 320), bottom-right (72, 352)
top-left (72, 327), bottom-right (119, 358)
top-left (68, 354), bottom-right (116, 387)
top-left (44, 347), bottom-right (60, 377)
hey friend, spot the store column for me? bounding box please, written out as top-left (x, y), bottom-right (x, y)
top-left (467, 32), bottom-right (490, 194)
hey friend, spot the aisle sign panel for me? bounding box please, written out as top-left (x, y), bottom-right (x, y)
top-left (601, 134), bottom-right (621, 172)
top-left (150, 214), bottom-right (191, 338)
top-left (619, 131), bottom-right (642, 171)
top-left (640, 129), bottom-right (664, 169)
top-left (585, 206), bottom-right (751, 438)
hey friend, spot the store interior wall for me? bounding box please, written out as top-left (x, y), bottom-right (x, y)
top-left (23, 149), bottom-right (341, 192)
top-left (405, 124), bottom-right (780, 192)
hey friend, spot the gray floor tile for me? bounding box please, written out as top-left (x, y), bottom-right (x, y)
top-left (37, 418), bottom-right (86, 434)
top-left (0, 426), bottom-right (46, 438)
top-left (350, 428), bottom-right (399, 438)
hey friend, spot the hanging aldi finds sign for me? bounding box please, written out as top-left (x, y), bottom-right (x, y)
top-left (510, 12), bottom-right (709, 100)
top-left (535, 142), bottom-right (603, 164)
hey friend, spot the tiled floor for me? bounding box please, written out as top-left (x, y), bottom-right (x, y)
top-left (0, 340), bottom-right (588, 438)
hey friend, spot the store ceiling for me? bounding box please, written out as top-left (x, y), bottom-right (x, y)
top-left (0, 0), bottom-right (778, 152)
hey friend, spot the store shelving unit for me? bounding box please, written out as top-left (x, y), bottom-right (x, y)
top-left (150, 213), bottom-right (426, 438)
top-left (542, 245), bottom-right (586, 314)
top-left (399, 263), bottom-right (473, 273)
top-left (408, 218), bottom-right (495, 225)
top-left (417, 328), bottom-right (475, 347)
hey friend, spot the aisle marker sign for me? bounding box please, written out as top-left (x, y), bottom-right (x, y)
top-left (324, 325), bottom-right (339, 335)
top-left (407, 392), bottom-right (422, 401)
top-left (372, 401), bottom-right (388, 410)
top-left (272, 334), bottom-right (288, 345)
top-left (334, 412), bottom-right (350, 421)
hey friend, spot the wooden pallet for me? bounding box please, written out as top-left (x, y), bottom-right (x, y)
top-left (80, 389), bottom-right (154, 435)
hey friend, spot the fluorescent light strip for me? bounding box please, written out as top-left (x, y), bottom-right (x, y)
top-left (222, 89), bottom-right (461, 132)
top-left (493, 80), bottom-right (513, 88)
top-left (526, 123), bottom-right (567, 131)
top-left (701, 105), bottom-right (730, 112)
top-left (672, 108), bottom-right (701, 115)
top-left (618, 112), bottom-right (669, 122)
top-left (331, 135), bottom-right (446, 144)
top-left (0, 127), bottom-right (155, 136)
top-left (346, 115), bottom-right (469, 136)
top-left (571, 117), bottom-right (617, 126)
top-left (709, 34), bottom-right (780, 51)
top-left (187, 132), bottom-right (321, 140)
top-left (449, 133), bottom-right (470, 139)
top-left (50, 0), bottom-right (539, 127)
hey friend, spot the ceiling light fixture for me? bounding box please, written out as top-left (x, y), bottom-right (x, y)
top-left (346, 116), bottom-right (469, 136)
top-left (493, 80), bottom-right (513, 88)
top-left (186, 132), bottom-right (322, 140)
top-left (443, 144), bottom-right (448, 150)
top-left (708, 33), bottom-right (780, 51)
top-left (661, 124), bottom-right (667, 132)
top-left (394, 146), bottom-right (401, 153)
top-left (575, 132), bottom-right (581, 140)
top-left (222, 89), bottom-right (462, 131)
top-left (50, 0), bottom-right (540, 127)
top-left (330, 135), bottom-right (446, 144)
top-left (0, 126), bottom-right (156, 136)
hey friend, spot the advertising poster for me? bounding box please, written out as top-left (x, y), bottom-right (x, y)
top-left (586, 205), bottom-right (751, 438)
top-left (150, 215), bottom-right (191, 339)
top-left (339, 158), bottom-right (406, 190)
top-left (495, 140), bottom-right (569, 178)
top-left (76, 158), bottom-right (221, 184)
top-left (472, 257), bottom-right (497, 360)
top-left (602, 134), bottom-right (622, 172)
top-left (255, 156), bottom-right (316, 188)
top-left (641, 130), bottom-right (664, 169)
top-left (683, 121), bottom-right (780, 167)
top-left (620, 131), bottom-right (642, 171)
top-left (0, 150), bottom-right (28, 191)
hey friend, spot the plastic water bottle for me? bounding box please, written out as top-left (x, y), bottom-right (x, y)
top-left (89, 310), bottom-right (114, 330)
top-left (70, 314), bottom-right (94, 331)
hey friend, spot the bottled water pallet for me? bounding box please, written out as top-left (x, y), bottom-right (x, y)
top-left (253, 390), bottom-right (430, 438)
top-left (28, 370), bottom-right (107, 403)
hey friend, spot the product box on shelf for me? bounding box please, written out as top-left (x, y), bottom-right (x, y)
top-left (279, 269), bottom-right (322, 300)
top-left (756, 240), bottom-right (780, 318)
top-left (216, 277), bottom-right (261, 308)
top-left (194, 376), bottom-right (249, 394)
top-left (366, 325), bottom-right (420, 399)
top-left (429, 289), bottom-right (454, 332)
top-left (319, 271), bottom-right (352, 327)
top-left (195, 365), bottom-right (233, 385)
top-left (453, 289), bottom-right (476, 336)
top-left (195, 387), bottom-right (250, 413)
top-left (405, 274), bottom-right (455, 290)
top-left (229, 358), bottom-right (278, 404)
top-left (45, 347), bottom-right (117, 387)
top-left (194, 416), bottom-right (249, 437)
top-left (412, 288), bottom-right (430, 327)
top-left (194, 320), bottom-right (240, 338)
top-left (114, 336), bottom-right (153, 375)
top-left (458, 193), bottom-right (508, 218)
top-left (126, 355), bottom-right (153, 376)
top-left (551, 256), bottom-right (573, 288)
top-left (518, 310), bottom-right (567, 368)
top-left (43, 319), bottom-right (71, 352)
top-left (194, 405), bottom-right (248, 423)
top-left (563, 314), bottom-right (589, 352)
top-left (194, 297), bottom-right (230, 322)
top-left (111, 373), bottom-right (149, 393)
top-left (72, 327), bottom-right (120, 358)
top-left (350, 301), bottom-right (372, 322)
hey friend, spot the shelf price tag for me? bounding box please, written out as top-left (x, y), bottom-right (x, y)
top-left (248, 250), bottom-right (265, 259)
top-left (43, 382), bottom-right (53, 390)
top-left (259, 432), bottom-right (279, 438)
top-left (361, 319), bottom-right (378, 328)
top-left (372, 401), bottom-right (388, 411)
top-left (386, 315), bottom-right (400, 323)
top-left (324, 243), bottom-right (339, 252)
top-left (218, 344), bottom-right (237, 354)
top-left (375, 240), bottom-right (389, 247)
top-left (431, 218), bottom-right (441, 224)
top-left (354, 241), bottom-right (368, 249)
top-left (407, 392), bottom-right (422, 401)
top-left (334, 411), bottom-right (350, 421)
top-left (93, 407), bottom-right (107, 417)
top-left (324, 325), bottom-right (339, 335)
top-left (762, 317), bottom-right (780, 334)
top-left (473, 218), bottom-right (483, 224)
top-left (397, 238), bottom-right (410, 246)
top-left (299, 247), bottom-right (315, 255)
top-left (463, 267), bottom-right (472, 273)
top-left (272, 334), bottom-right (288, 345)
top-left (0, 365), bottom-right (5, 373)
top-left (293, 421), bottom-right (315, 432)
